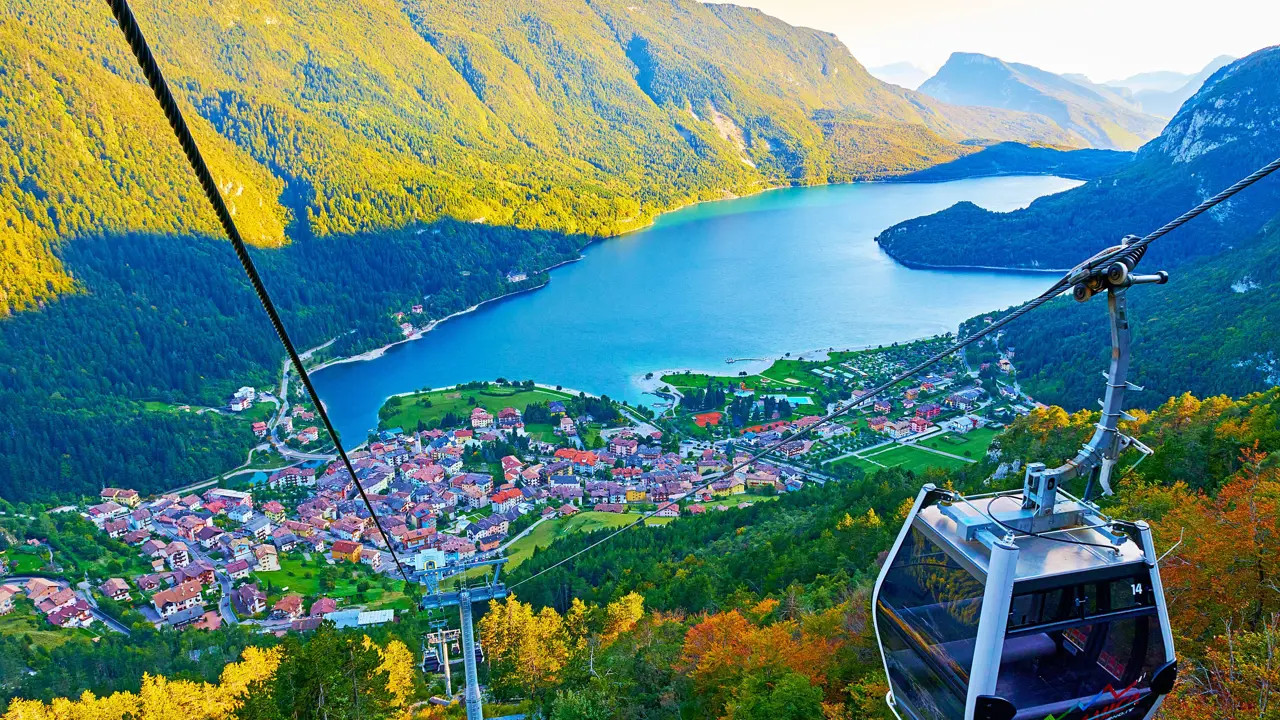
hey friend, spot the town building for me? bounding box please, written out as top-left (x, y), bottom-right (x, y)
top-left (152, 580), bottom-right (203, 619)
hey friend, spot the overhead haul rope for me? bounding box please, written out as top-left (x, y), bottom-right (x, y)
top-left (105, 0), bottom-right (411, 583)
top-left (509, 155), bottom-right (1280, 589)
top-left (104, 0), bottom-right (1280, 590)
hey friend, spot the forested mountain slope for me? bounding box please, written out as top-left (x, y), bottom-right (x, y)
top-left (918, 52), bottom-right (1167, 150)
top-left (0, 0), bottom-right (1069, 316)
top-left (971, 211), bottom-right (1280, 411)
top-left (0, 221), bottom-right (580, 502)
top-left (878, 47), bottom-right (1280, 273)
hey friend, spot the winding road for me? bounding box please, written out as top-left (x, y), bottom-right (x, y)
top-left (269, 339), bottom-right (339, 462)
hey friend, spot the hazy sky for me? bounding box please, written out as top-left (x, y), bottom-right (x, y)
top-left (717, 0), bottom-right (1278, 80)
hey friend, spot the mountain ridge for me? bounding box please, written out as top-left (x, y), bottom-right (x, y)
top-left (1121, 55), bottom-right (1237, 118)
top-left (918, 51), bottom-right (1167, 150)
top-left (0, 0), bottom-right (1072, 317)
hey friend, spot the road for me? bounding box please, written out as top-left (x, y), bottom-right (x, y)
top-left (3, 575), bottom-right (130, 635)
top-left (152, 525), bottom-right (240, 626)
top-left (269, 338), bottom-right (340, 462)
top-left (611, 406), bottom-right (662, 439)
top-left (497, 517), bottom-right (547, 554)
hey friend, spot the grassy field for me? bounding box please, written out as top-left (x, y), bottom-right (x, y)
top-left (918, 428), bottom-right (998, 457)
top-left (253, 554), bottom-right (326, 596)
top-left (524, 422), bottom-right (557, 442)
top-left (833, 442), bottom-right (973, 475)
top-left (237, 402), bottom-right (278, 424)
top-left (252, 553), bottom-right (397, 608)
top-left (379, 385), bottom-right (574, 431)
top-left (2, 549), bottom-right (48, 574)
top-left (503, 511), bottom-right (673, 570)
top-left (661, 351), bottom-right (869, 393)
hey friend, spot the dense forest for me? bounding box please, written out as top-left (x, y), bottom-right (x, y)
top-left (8, 388), bottom-right (1279, 718)
top-left (899, 142), bottom-right (1134, 182)
top-left (986, 214), bottom-right (1280, 410)
top-left (0, 219), bottom-right (580, 501)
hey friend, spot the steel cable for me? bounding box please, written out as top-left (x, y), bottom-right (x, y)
top-left (106, 0), bottom-right (411, 583)
top-left (509, 156), bottom-right (1280, 590)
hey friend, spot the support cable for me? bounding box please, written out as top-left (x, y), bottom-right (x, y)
top-left (510, 156), bottom-right (1280, 590)
top-left (105, 0), bottom-right (410, 583)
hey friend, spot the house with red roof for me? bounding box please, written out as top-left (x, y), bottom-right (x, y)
top-left (470, 407), bottom-right (494, 429)
top-left (262, 501), bottom-right (287, 523)
top-left (490, 488), bottom-right (523, 514)
top-left (100, 578), bottom-right (131, 602)
top-left (331, 540), bottom-right (362, 563)
top-left (403, 528), bottom-right (436, 551)
top-left (47, 600), bottom-right (94, 629)
top-left (152, 580), bottom-right (203, 618)
top-left (273, 594), bottom-right (304, 620)
top-left (310, 597), bottom-right (338, 616)
top-left (100, 488), bottom-right (141, 507)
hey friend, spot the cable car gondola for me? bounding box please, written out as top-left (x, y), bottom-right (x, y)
top-left (874, 243), bottom-right (1177, 720)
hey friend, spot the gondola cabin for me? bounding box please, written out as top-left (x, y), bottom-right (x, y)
top-left (421, 637), bottom-right (484, 673)
top-left (873, 481), bottom-right (1176, 720)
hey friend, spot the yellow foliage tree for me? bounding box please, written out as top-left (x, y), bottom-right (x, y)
top-left (2, 645), bottom-right (282, 720)
top-left (564, 596), bottom-right (593, 651)
top-left (478, 594), bottom-right (570, 698)
top-left (377, 639), bottom-right (419, 708)
top-left (602, 592), bottom-right (645, 645)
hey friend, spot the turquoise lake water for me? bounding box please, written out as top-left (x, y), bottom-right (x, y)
top-left (312, 176), bottom-right (1081, 440)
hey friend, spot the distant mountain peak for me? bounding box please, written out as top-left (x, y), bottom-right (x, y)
top-left (1109, 54), bottom-right (1240, 118)
top-left (918, 52), bottom-right (1166, 150)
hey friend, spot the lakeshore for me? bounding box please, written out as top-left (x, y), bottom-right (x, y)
top-left (311, 175), bottom-right (1079, 441)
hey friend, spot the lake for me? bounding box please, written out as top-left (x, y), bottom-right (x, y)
top-left (313, 176), bottom-right (1081, 440)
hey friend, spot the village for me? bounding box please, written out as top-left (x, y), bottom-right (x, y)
top-left (0, 328), bottom-right (1037, 642)
top-left (658, 330), bottom-right (1042, 480)
top-left (0, 383), bottom-right (817, 640)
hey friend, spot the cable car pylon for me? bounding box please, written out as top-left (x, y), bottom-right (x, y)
top-left (415, 555), bottom-right (508, 720)
top-left (873, 238), bottom-right (1176, 720)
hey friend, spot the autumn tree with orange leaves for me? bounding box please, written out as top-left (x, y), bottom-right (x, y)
top-left (1149, 445), bottom-right (1280, 649)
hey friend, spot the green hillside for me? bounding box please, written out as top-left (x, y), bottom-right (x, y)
top-left (972, 212), bottom-right (1280, 410)
top-left (0, 0), bottom-right (1072, 316)
top-left (918, 52), bottom-right (1167, 150)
